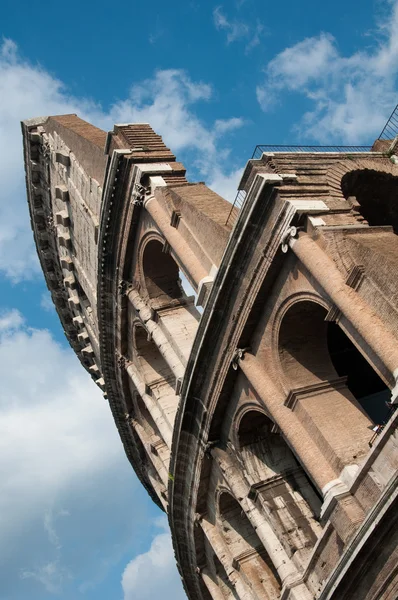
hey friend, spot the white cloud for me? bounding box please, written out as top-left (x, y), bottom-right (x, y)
top-left (40, 291), bottom-right (55, 312)
top-left (122, 517), bottom-right (186, 600)
top-left (0, 41), bottom-right (243, 282)
top-left (0, 308), bottom-right (24, 331)
top-left (213, 6), bottom-right (249, 43)
top-left (0, 310), bottom-right (145, 596)
top-left (213, 6), bottom-right (264, 52)
top-left (257, 0), bottom-right (398, 143)
top-left (208, 166), bottom-right (244, 203)
top-left (108, 69), bottom-right (244, 179)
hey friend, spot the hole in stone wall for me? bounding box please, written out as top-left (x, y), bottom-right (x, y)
top-left (238, 410), bottom-right (322, 529)
top-left (341, 169), bottom-right (398, 233)
top-left (134, 325), bottom-right (174, 385)
top-left (142, 240), bottom-right (184, 304)
top-left (327, 322), bottom-right (391, 424)
top-left (279, 301), bottom-right (337, 387)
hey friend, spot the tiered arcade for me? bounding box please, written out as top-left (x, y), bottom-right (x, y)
top-left (22, 115), bottom-right (398, 600)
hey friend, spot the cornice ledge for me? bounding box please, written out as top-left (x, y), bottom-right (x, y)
top-left (97, 149), bottom-right (162, 509)
top-left (284, 376), bottom-right (348, 409)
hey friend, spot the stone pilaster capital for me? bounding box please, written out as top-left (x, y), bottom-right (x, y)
top-left (281, 225), bottom-right (298, 253)
top-left (231, 347), bottom-right (250, 370)
top-left (115, 350), bottom-right (130, 370)
top-left (118, 279), bottom-right (132, 297)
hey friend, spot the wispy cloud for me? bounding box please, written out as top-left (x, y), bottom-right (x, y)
top-left (256, 1), bottom-right (398, 143)
top-left (20, 559), bottom-right (73, 594)
top-left (213, 6), bottom-right (264, 53)
top-left (0, 309), bottom-right (24, 332)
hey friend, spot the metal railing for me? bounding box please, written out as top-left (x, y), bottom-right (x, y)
top-left (251, 145), bottom-right (372, 159)
top-left (225, 145), bottom-right (373, 227)
top-left (378, 103), bottom-right (398, 142)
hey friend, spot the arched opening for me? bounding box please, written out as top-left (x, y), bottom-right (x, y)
top-left (327, 323), bottom-right (390, 424)
top-left (279, 301), bottom-right (336, 387)
top-left (142, 239), bottom-right (184, 304)
top-left (135, 325), bottom-right (174, 386)
top-left (279, 300), bottom-right (389, 423)
top-left (238, 411), bottom-right (320, 563)
top-left (219, 492), bottom-right (281, 600)
top-left (341, 170), bottom-right (398, 233)
top-left (278, 301), bottom-right (379, 469)
top-left (141, 239), bottom-right (200, 363)
top-left (134, 325), bottom-right (179, 426)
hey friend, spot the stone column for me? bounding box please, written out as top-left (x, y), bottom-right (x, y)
top-left (238, 353), bottom-right (337, 491)
top-left (126, 362), bottom-right (173, 448)
top-left (201, 569), bottom-right (228, 600)
top-left (144, 196), bottom-right (208, 290)
top-left (289, 233), bottom-right (398, 399)
top-left (128, 288), bottom-right (185, 380)
top-left (199, 517), bottom-right (258, 600)
top-left (211, 448), bottom-right (308, 594)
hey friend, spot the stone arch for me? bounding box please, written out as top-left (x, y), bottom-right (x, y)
top-left (133, 324), bottom-right (179, 427)
top-left (277, 299), bottom-right (381, 471)
top-left (278, 299), bottom-right (337, 388)
top-left (138, 235), bottom-right (200, 364)
top-left (341, 168), bottom-right (398, 233)
top-left (324, 156), bottom-right (396, 203)
top-left (237, 409), bottom-right (321, 564)
top-left (217, 491), bottom-right (282, 600)
top-left (327, 322), bottom-right (391, 424)
top-left (142, 236), bottom-right (185, 306)
top-left (134, 324), bottom-right (175, 385)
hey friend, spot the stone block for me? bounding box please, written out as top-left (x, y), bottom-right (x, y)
top-left (81, 344), bottom-right (94, 358)
top-left (61, 257), bottom-right (74, 271)
top-left (55, 185), bottom-right (69, 202)
top-left (55, 210), bottom-right (70, 227)
top-left (57, 230), bottom-right (72, 250)
top-left (55, 151), bottom-right (70, 167)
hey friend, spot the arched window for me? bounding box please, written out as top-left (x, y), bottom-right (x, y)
top-left (279, 300), bottom-right (389, 423)
top-left (278, 301), bottom-right (380, 469)
top-left (141, 239), bottom-right (200, 363)
top-left (219, 492), bottom-right (281, 600)
top-left (279, 301), bottom-right (335, 387)
top-left (238, 411), bottom-right (320, 563)
top-left (135, 325), bottom-right (174, 386)
top-left (327, 323), bottom-right (390, 424)
top-left (142, 239), bottom-right (184, 306)
top-left (342, 169), bottom-right (398, 233)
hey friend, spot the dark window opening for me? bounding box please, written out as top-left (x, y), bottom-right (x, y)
top-left (327, 322), bottom-right (391, 424)
top-left (342, 170), bottom-right (398, 234)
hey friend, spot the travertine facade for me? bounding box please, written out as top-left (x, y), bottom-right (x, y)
top-left (22, 114), bottom-right (398, 600)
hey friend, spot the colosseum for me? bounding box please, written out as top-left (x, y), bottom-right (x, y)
top-left (22, 112), bottom-right (398, 600)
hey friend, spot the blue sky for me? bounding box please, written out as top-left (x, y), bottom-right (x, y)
top-left (0, 1), bottom-right (398, 599)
